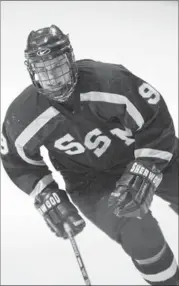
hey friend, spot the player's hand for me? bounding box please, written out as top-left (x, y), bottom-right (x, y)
top-left (34, 189), bottom-right (86, 239)
top-left (108, 160), bottom-right (163, 219)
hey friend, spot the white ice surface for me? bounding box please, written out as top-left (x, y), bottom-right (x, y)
top-left (1, 1), bottom-right (178, 285)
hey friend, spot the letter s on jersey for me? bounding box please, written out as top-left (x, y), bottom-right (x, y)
top-left (54, 134), bottom-right (85, 155)
top-left (139, 82), bottom-right (160, 104)
top-left (84, 128), bottom-right (111, 157)
top-left (1, 133), bottom-right (9, 155)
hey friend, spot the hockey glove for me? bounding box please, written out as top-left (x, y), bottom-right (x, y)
top-left (108, 160), bottom-right (163, 219)
top-left (34, 189), bottom-right (86, 239)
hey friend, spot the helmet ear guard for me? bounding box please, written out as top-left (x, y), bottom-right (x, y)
top-left (24, 25), bottom-right (78, 102)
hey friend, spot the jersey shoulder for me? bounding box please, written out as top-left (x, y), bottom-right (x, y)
top-left (76, 59), bottom-right (136, 93)
top-left (3, 84), bottom-right (51, 140)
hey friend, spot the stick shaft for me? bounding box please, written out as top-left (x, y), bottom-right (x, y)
top-left (64, 223), bottom-right (91, 285)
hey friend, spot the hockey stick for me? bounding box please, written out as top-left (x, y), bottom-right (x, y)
top-left (63, 223), bottom-right (92, 285)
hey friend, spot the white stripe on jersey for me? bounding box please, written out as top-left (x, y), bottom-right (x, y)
top-left (135, 148), bottom-right (173, 161)
top-left (136, 243), bottom-right (167, 265)
top-left (139, 257), bottom-right (178, 282)
top-left (80, 91), bottom-right (144, 129)
top-left (15, 107), bottom-right (60, 165)
top-left (30, 174), bottom-right (54, 197)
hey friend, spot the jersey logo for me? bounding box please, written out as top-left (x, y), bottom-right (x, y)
top-left (54, 127), bottom-right (135, 157)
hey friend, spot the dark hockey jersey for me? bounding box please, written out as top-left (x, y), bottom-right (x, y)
top-left (1, 60), bottom-right (176, 197)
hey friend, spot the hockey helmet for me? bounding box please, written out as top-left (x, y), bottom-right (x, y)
top-left (24, 25), bottom-right (78, 102)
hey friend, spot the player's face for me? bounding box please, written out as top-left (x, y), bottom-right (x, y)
top-left (34, 54), bottom-right (71, 91)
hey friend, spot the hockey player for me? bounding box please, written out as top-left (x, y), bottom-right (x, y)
top-left (1, 25), bottom-right (179, 285)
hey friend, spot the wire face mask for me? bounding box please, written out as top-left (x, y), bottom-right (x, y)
top-left (32, 54), bottom-right (73, 102)
top-left (24, 25), bottom-right (78, 102)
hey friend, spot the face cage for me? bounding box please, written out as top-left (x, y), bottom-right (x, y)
top-left (26, 51), bottom-right (78, 102)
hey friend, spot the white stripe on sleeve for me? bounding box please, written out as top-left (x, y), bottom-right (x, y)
top-left (80, 91), bottom-right (144, 129)
top-left (135, 148), bottom-right (173, 162)
top-left (30, 174), bottom-right (54, 197)
top-left (15, 107), bottom-right (60, 165)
